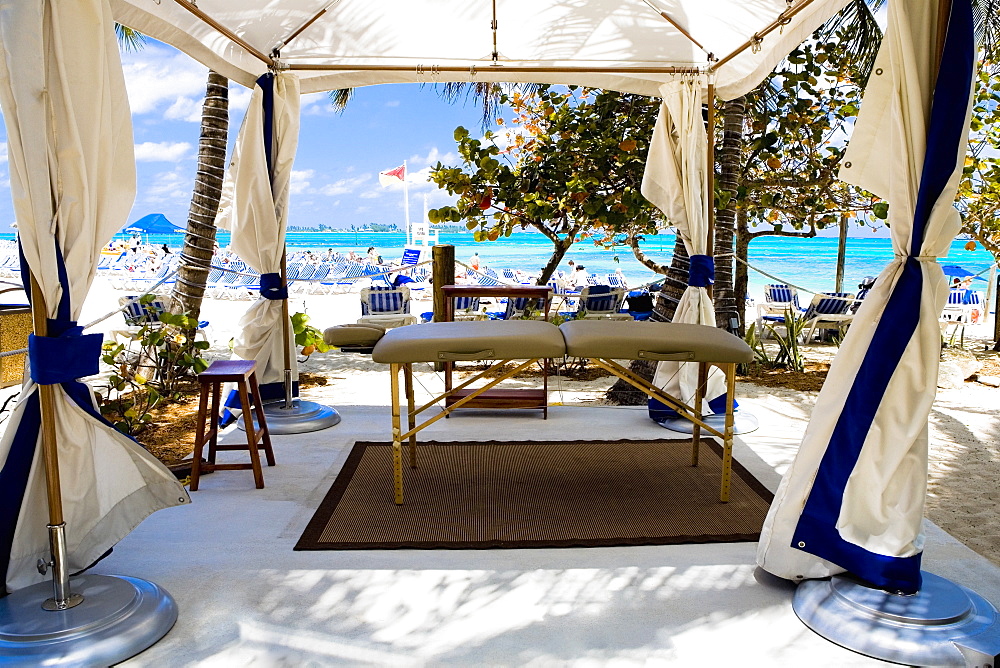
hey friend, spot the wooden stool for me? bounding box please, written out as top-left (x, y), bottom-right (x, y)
top-left (190, 359), bottom-right (274, 490)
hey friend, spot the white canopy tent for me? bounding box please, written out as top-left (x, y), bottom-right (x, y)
top-left (110, 0), bottom-right (849, 100)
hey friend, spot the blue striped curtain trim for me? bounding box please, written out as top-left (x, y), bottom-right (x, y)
top-left (790, 0), bottom-right (974, 594)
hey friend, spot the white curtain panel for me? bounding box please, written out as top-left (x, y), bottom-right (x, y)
top-left (757, 0), bottom-right (975, 593)
top-left (641, 79), bottom-right (726, 413)
top-left (217, 73), bottom-right (301, 392)
top-left (0, 0), bottom-right (189, 592)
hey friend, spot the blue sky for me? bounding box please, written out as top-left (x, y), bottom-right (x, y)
top-left (0, 38), bottom-right (883, 238)
top-left (0, 39), bottom-right (499, 233)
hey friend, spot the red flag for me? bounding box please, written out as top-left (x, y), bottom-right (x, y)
top-left (379, 164), bottom-right (406, 186)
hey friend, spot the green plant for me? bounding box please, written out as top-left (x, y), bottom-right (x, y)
top-left (292, 312), bottom-right (331, 360)
top-left (98, 294), bottom-right (210, 435)
top-left (744, 309), bottom-right (807, 373)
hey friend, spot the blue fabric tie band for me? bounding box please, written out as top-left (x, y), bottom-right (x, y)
top-left (29, 322), bottom-right (102, 385)
top-left (688, 255), bottom-right (715, 288)
top-left (260, 272), bottom-right (288, 300)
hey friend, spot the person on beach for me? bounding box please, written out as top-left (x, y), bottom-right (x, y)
top-left (469, 252), bottom-right (481, 272)
top-left (367, 246), bottom-right (382, 265)
top-left (569, 265), bottom-right (589, 289)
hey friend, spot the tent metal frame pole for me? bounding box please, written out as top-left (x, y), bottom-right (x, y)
top-left (28, 273), bottom-right (83, 610)
top-left (171, 0), bottom-right (272, 65)
top-left (284, 63), bottom-right (705, 75)
top-left (709, 0), bottom-right (820, 73)
top-left (706, 81), bottom-right (715, 301)
top-left (279, 249), bottom-right (293, 408)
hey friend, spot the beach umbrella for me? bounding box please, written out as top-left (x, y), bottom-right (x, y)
top-left (124, 212), bottom-right (183, 235)
top-left (0, 0), bottom-right (187, 661)
top-left (640, 79), bottom-right (728, 423)
top-left (941, 263), bottom-right (986, 281)
top-left (215, 72), bottom-right (339, 432)
top-left (757, 0), bottom-right (974, 599)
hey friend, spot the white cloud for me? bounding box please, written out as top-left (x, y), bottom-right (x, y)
top-left (385, 100), bottom-right (401, 107)
top-left (319, 175), bottom-right (370, 197)
top-left (301, 92), bottom-right (337, 116)
top-left (141, 169), bottom-right (191, 205)
top-left (122, 47), bottom-right (208, 119)
top-left (134, 141), bottom-right (192, 162)
top-left (290, 169), bottom-right (315, 195)
top-left (164, 97), bottom-right (203, 123)
top-left (0, 142), bottom-right (7, 164)
top-left (228, 86), bottom-right (253, 114)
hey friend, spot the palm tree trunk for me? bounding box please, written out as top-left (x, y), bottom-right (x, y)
top-left (734, 207), bottom-right (751, 334)
top-left (604, 235), bottom-right (688, 405)
top-left (169, 70), bottom-right (229, 323)
top-left (713, 96), bottom-right (745, 335)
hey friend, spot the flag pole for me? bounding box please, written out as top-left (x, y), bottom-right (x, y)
top-left (403, 160), bottom-right (410, 239)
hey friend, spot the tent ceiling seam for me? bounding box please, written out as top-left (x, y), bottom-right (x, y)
top-left (710, 0), bottom-right (819, 73)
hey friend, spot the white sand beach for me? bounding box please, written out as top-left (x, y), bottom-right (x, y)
top-left (62, 274), bottom-right (1000, 570)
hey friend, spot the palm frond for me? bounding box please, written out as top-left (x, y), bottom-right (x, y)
top-left (327, 88), bottom-right (354, 112)
top-left (114, 24), bottom-right (146, 52)
top-left (973, 0), bottom-right (1000, 59)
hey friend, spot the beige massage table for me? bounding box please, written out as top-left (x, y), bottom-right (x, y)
top-left (325, 319), bottom-right (753, 505)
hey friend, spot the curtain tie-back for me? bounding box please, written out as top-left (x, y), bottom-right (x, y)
top-left (688, 254), bottom-right (715, 288)
top-left (29, 320), bottom-right (102, 385)
top-left (260, 272), bottom-right (288, 300)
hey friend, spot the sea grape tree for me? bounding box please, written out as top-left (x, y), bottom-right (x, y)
top-left (427, 86), bottom-right (665, 284)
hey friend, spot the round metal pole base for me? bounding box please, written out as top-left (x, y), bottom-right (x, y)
top-left (655, 411), bottom-right (759, 435)
top-left (239, 398), bottom-right (341, 434)
top-left (0, 574), bottom-right (177, 667)
top-left (793, 571), bottom-right (1000, 666)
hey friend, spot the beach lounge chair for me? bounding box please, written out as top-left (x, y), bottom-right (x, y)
top-left (358, 285), bottom-right (417, 328)
top-left (799, 292), bottom-right (855, 342)
top-left (755, 284), bottom-right (801, 330)
top-left (576, 285), bottom-right (631, 320)
top-left (452, 295), bottom-right (487, 321)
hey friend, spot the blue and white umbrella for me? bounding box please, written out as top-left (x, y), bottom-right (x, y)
top-left (757, 0), bottom-right (975, 593)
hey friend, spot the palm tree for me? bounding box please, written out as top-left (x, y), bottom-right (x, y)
top-left (167, 71), bottom-right (229, 324)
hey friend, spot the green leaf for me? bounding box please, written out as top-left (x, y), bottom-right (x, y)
top-left (872, 202), bottom-right (889, 220)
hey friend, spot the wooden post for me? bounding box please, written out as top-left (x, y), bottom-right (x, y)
top-left (432, 244), bottom-right (455, 322)
top-left (432, 245), bottom-right (455, 373)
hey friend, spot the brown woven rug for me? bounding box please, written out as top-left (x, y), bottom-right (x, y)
top-left (295, 439), bottom-right (773, 550)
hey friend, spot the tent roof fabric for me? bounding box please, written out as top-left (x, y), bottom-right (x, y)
top-left (110, 0), bottom-right (850, 99)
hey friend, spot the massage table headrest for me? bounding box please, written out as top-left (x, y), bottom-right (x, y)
top-left (324, 323), bottom-right (387, 350)
top-left (372, 320), bottom-right (565, 363)
top-left (559, 320), bottom-right (753, 363)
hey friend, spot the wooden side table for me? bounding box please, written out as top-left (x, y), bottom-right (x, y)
top-left (439, 284), bottom-right (553, 416)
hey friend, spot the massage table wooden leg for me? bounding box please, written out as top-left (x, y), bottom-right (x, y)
top-left (720, 363), bottom-right (737, 503)
top-left (404, 363), bottom-right (417, 468)
top-left (390, 363), bottom-right (404, 504)
top-left (691, 362), bottom-right (707, 467)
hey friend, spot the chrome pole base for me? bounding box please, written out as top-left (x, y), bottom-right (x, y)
top-left (655, 411), bottom-right (759, 435)
top-left (0, 574), bottom-right (177, 667)
top-left (238, 398), bottom-right (341, 434)
top-left (793, 571), bottom-right (1000, 666)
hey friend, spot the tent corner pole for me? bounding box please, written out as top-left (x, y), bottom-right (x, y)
top-left (28, 273), bottom-right (82, 610)
top-left (279, 249), bottom-right (293, 408)
top-left (706, 81), bottom-right (716, 302)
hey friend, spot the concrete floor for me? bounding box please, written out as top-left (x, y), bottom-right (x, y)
top-left (91, 398), bottom-right (1000, 667)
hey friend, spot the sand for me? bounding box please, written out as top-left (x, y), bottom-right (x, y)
top-left (15, 275), bottom-right (1000, 568)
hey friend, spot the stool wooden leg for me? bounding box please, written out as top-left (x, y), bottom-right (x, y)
top-left (238, 381), bottom-right (265, 489)
top-left (249, 373), bottom-right (275, 467)
top-left (208, 380), bottom-right (222, 465)
top-left (404, 364), bottom-right (417, 469)
top-left (190, 381), bottom-right (211, 492)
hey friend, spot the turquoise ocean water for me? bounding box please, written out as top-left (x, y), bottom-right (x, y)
top-left (8, 230), bottom-right (996, 301)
